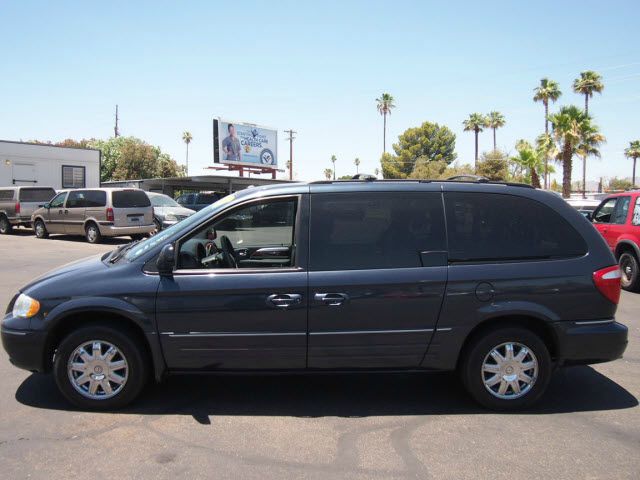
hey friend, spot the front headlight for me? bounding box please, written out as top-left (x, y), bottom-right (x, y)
top-left (164, 213), bottom-right (177, 221)
top-left (12, 293), bottom-right (40, 318)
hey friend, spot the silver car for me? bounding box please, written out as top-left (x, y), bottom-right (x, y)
top-left (147, 192), bottom-right (195, 234)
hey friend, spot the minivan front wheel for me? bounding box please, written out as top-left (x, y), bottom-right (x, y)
top-left (461, 327), bottom-right (551, 410)
top-left (53, 325), bottom-right (148, 409)
top-left (619, 252), bottom-right (640, 292)
top-left (85, 223), bottom-right (102, 244)
top-left (34, 219), bottom-right (48, 239)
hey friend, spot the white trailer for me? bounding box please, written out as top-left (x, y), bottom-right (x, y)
top-left (0, 140), bottom-right (100, 190)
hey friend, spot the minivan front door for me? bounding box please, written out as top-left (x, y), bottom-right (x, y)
top-left (64, 190), bottom-right (87, 235)
top-left (155, 195), bottom-right (309, 371)
top-left (307, 189), bottom-right (448, 369)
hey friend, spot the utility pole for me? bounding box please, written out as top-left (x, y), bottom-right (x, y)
top-left (114, 105), bottom-right (120, 137)
top-left (284, 129), bottom-right (296, 180)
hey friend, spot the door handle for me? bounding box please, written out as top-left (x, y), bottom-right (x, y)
top-left (64, 209), bottom-right (68, 214)
top-left (314, 293), bottom-right (349, 306)
top-left (267, 293), bottom-right (302, 308)
top-left (58, 209), bottom-right (63, 214)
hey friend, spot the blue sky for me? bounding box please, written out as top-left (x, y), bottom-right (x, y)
top-left (2, 1), bottom-right (639, 183)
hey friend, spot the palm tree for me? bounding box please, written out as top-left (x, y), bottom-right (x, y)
top-left (511, 140), bottom-right (543, 188)
top-left (354, 157), bottom-right (360, 174)
top-left (463, 113), bottom-right (488, 171)
top-left (330, 155), bottom-right (337, 180)
top-left (576, 126), bottom-right (605, 198)
top-left (548, 105), bottom-right (594, 198)
top-left (182, 131), bottom-right (193, 175)
top-left (376, 93), bottom-right (396, 154)
top-left (323, 168), bottom-right (333, 180)
top-left (487, 111), bottom-right (506, 150)
top-left (533, 78), bottom-right (562, 188)
top-left (573, 70), bottom-right (604, 116)
top-left (624, 140), bottom-right (640, 187)
top-left (374, 167), bottom-right (380, 178)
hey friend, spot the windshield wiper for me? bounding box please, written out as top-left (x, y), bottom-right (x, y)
top-left (109, 239), bottom-right (143, 264)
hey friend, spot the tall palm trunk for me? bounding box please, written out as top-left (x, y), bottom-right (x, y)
top-left (633, 158), bottom-right (637, 187)
top-left (584, 96), bottom-right (589, 116)
top-left (185, 143), bottom-right (189, 175)
top-left (582, 156), bottom-right (587, 199)
top-left (383, 112), bottom-right (387, 154)
top-left (474, 129), bottom-right (479, 172)
top-left (531, 168), bottom-right (541, 189)
top-left (493, 128), bottom-right (496, 150)
top-left (543, 101), bottom-right (549, 189)
top-left (562, 142), bottom-right (573, 199)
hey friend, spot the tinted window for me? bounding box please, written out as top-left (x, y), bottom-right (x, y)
top-left (444, 192), bottom-right (587, 262)
top-left (112, 190), bottom-right (151, 208)
top-left (62, 166), bottom-right (85, 188)
top-left (593, 198), bottom-right (617, 223)
top-left (66, 191), bottom-right (86, 208)
top-left (19, 188), bottom-right (56, 202)
top-left (612, 196), bottom-right (630, 224)
top-left (84, 190), bottom-right (107, 207)
top-left (50, 192), bottom-right (67, 208)
top-left (310, 192), bottom-right (446, 271)
top-left (0, 190), bottom-right (15, 201)
top-left (196, 193), bottom-right (221, 204)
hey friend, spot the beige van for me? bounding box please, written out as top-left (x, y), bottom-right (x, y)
top-left (31, 188), bottom-right (154, 243)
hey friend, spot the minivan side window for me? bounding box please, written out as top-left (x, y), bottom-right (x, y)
top-left (611, 196), bottom-right (631, 224)
top-left (444, 192), bottom-right (587, 262)
top-left (309, 192), bottom-right (446, 271)
top-left (84, 190), bottom-right (107, 207)
top-left (66, 191), bottom-right (86, 208)
top-left (593, 198), bottom-right (617, 223)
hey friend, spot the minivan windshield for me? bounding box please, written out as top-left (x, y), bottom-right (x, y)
top-left (123, 194), bottom-right (237, 261)
top-left (112, 190), bottom-right (151, 208)
top-left (150, 194), bottom-right (180, 208)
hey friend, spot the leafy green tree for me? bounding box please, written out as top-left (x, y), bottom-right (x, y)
top-left (548, 106), bottom-right (595, 198)
top-left (510, 140), bottom-right (543, 188)
top-left (380, 121), bottom-right (457, 179)
top-left (463, 113), bottom-right (488, 170)
top-left (573, 70), bottom-right (604, 115)
top-left (323, 168), bottom-right (333, 180)
top-left (533, 78), bottom-right (562, 187)
top-left (376, 93), bottom-right (396, 154)
top-left (330, 155), bottom-right (337, 180)
top-left (476, 150), bottom-right (509, 181)
top-left (608, 177), bottom-right (633, 191)
top-left (182, 131), bottom-right (193, 175)
top-left (624, 140), bottom-right (640, 187)
top-left (576, 126), bottom-right (605, 197)
top-left (409, 158), bottom-right (448, 179)
top-left (487, 111), bottom-right (506, 150)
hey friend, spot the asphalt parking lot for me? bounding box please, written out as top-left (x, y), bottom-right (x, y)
top-left (0, 231), bottom-right (638, 479)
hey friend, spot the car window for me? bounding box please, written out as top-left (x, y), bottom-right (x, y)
top-left (150, 194), bottom-right (180, 207)
top-left (444, 192), bottom-right (587, 262)
top-left (309, 192), bottom-right (446, 271)
top-left (633, 197), bottom-right (640, 226)
top-left (84, 190), bottom-right (107, 207)
top-left (177, 198), bottom-right (297, 270)
top-left (612, 196), bottom-right (631, 224)
top-left (593, 198), bottom-right (618, 223)
top-left (0, 190), bottom-right (15, 201)
top-left (18, 188), bottom-right (56, 202)
top-left (196, 193), bottom-right (220, 204)
top-left (66, 191), bottom-right (86, 208)
top-left (112, 190), bottom-right (151, 208)
top-left (49, 192), bottom-right (67, 208)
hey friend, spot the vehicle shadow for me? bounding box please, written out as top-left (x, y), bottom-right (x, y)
top-left (15, 366), bottom-right (638, 419)
top-left (9, 228), bottom-right (130, 245)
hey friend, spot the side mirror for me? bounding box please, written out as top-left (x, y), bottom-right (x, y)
top-left (157, 244), bottom-right (175, 276)
top-left (44, 203), bottom-right (51, 209)
top-left (585, 212), bottom-right (593, 221)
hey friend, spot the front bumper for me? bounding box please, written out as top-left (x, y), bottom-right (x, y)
top-left (1, 326), bottom-right (48, 372)
top-left (98, 223), bottom-right (155, 237)
top-left (553, 319), bottom-right (628, 365)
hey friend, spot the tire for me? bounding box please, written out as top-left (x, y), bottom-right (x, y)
top-left (130, 234), bottom-right (145, 241)
top-left (460, 326), bottom-right (551, 411)
top-left (85, 222), bottom-right (102, 244)
top-left (151, 218), bottom-right (162, 236)
top-left (619, 252), bottom-right (640, 292)
top-left (53, 324), bottom-right (148, 410)
top-left (34, 219), bottom-right (49, 239)
top-left (0, 215), bottom-right (13, 234)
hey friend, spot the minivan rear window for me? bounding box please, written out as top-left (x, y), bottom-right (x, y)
top-left (444, 192), bottom-right (587, 262)
top-left (19, 188), bottom-right (56, 202)
top-left (112, 190), bottom-right (151, 208)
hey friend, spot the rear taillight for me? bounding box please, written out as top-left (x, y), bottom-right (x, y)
top-left (593, 265), bottom-right (622, 304)
top-left (106, 207), bottom-right (114, 222)
top-left (15, 202), bottom-right (20, 214)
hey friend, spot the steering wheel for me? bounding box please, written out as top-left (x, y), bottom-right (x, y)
top-left (220, 235), bottom-right (237, 268)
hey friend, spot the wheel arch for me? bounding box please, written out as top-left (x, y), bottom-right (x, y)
top-left (615, 239), bottom-right (640, 260)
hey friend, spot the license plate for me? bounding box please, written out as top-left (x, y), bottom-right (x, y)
top-left (129, 216), bottom-right (140, 223)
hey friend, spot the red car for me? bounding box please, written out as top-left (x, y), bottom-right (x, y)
top-left (592, 191), bottom-right (640, 291)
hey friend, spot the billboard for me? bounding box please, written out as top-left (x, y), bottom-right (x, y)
top-left (213, 118), bottom-right (278, 168)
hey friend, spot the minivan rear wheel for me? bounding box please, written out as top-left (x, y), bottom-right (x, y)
top-left (85, 223), bottom-right (102, 244)
top-left (53, 324), bottom-right (148, 409)
top-left (619, 252), bottom-right (640, 292)
top-left (460, 327), bottom-right (551, 410)
top-left (0, 215), bottom-right (12, 234)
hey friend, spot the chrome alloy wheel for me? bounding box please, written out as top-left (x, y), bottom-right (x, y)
top-left (481, 342), bottom-right (538, 400)
top-left (86, 226), bottom-right (98, 243)
top-left (67, 340), bottom-right (129, 400)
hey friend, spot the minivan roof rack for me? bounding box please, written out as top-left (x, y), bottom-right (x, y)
top-left (309, 178), bottom-right (534, 188)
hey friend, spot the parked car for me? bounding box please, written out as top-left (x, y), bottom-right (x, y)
top-left (146, 192), bottom-right (195, 234)
top-left (30, 188), bottom-right (154, 243)
top-left (176, 191), bottom-right (224, 211)
top-left (0, 186), bottom-right (56, 234)
top-left (591, 191), bottom-right (640, 291)
top-left (566, 198), bottom-right (601, 212)
top-left (2, 180), bottom-right (627, 411)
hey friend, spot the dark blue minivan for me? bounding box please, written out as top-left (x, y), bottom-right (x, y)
top-left (2, 179), bottom-right (628, 410)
